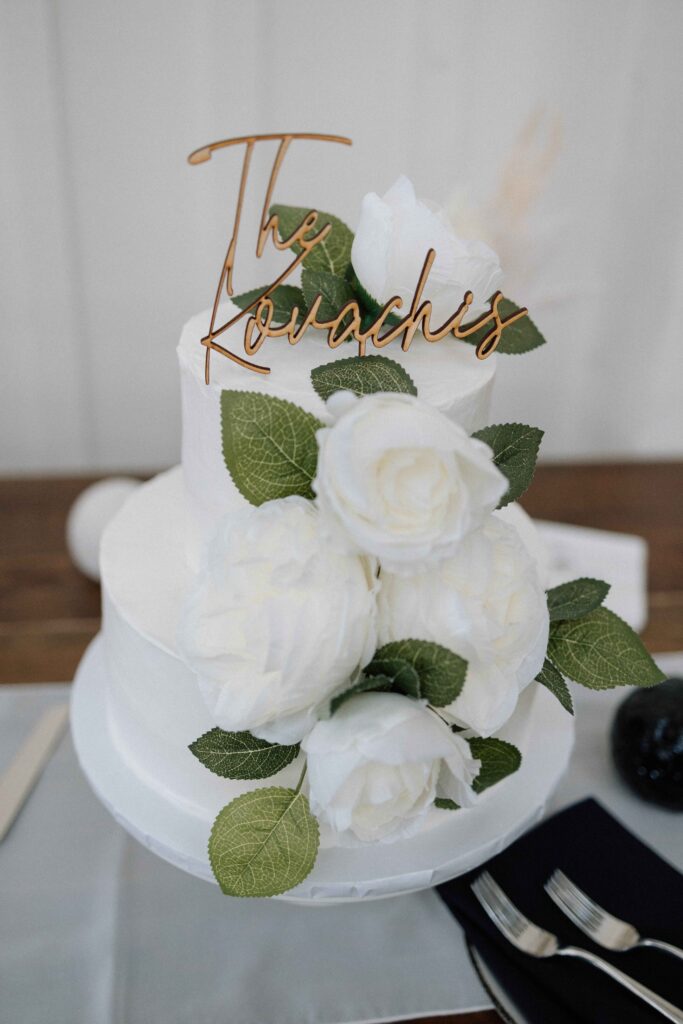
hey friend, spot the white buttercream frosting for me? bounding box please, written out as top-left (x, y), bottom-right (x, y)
top-left (100, 467), bottom-right (303, 821)
top-left (178, 303), bottom-right (497, 566)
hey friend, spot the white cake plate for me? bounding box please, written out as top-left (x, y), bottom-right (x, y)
top-left (72, 635), bottom-right (574, 906)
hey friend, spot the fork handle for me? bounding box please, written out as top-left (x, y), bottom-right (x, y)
top-left (559, 947), bottom-right (683, 1022)
top-left (641, 939), bottom-right (683, 963)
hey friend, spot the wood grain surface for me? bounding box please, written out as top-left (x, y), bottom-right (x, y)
top-left (1, 462), bottom-right (682, 1024)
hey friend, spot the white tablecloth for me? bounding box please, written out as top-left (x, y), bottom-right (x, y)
top-left (1, 653), bottom-right (681, 1024)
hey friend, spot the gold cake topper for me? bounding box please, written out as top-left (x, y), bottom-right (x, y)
top-left (188, 133), bottom-right (528, 384)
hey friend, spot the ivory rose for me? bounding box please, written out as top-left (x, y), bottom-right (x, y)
top-left (313, 391), bottom-right (507, 572)
top-left (351, 175), bottom-right (503, 324)
top-left (302, 692), bottom-right (480, 843)
top-left (378, 515), bottom-right (549, 736)
top-left (178, 496), bottom-right (377, 744)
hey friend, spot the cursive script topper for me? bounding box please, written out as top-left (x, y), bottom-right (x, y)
top-left (188, 133), bottom-right (529, 384)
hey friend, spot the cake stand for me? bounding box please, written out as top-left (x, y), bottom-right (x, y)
top-left (71, 635), bottom-right (574, 906)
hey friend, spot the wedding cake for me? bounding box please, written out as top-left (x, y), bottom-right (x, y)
top-left (101, 309), bottom-right (497, 820)
top-left (73, 134), bottom-right (664, 901)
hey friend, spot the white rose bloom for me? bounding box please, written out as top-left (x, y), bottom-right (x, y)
top-left (302, 693), bottom-right (479, 843)
top-left (313, 391), bottom-right (507, 572)
top-left (178, 496), bottom-right (377, 744)
top-left (351, 175), bottom-right (503, 324)
top-left (378, 516), bottom-right (549, 737)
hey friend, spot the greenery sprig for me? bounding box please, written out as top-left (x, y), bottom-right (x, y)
top-left (536, 577), bottom-right (664, 714)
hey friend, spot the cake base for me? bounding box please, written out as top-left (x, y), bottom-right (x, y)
top-left (72, 635), bottom-right (574, 906)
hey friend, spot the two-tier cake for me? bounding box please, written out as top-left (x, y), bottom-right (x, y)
top-left (72, 137), bottom-right (664, 902)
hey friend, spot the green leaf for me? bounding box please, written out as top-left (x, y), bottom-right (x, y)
top-left (462, 298), bottom-right (546, 355)
top-left (472, 422), bottom-right (543, 507)
top-left (270, 204), bottom-right (354, 277)
top-left (547, 607), bottom-right (666, 691)
top-left (535, 659), bottom-right (574, 714)
top-left (221, 391), bottom-right (322, 505)
top-left (209, 787), bottom-right (319, 898)
top-left (348, 269), bottom-right (402, 327)
top-left (329, 674), bottom-right (394, 715)
top-left (469, 738), bottom-right (522, 794)
top-left (330, 655), bottom-right (421, 713)
top-left (231, 284), bottom-right (305, 325)
top-left (370, 639), bottom-right (467, 707)
top-left (311, 354), bottom-right (417, 402)
top-left (365, 657), bottom-right (421, 697)
top-left (434, 797), bottom-right (460, 811)
top-left (301, 268), bottom-right (356, 323)
top-left (189, 729), bottom-right (300, 780)
top-left (546, 577), bottom-right (611, 622)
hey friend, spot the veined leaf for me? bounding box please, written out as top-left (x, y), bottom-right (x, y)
top-left (221, 390), bottom-right (322, 505)
top-left (189, 729), bottom-right (299, 779)
top-left (270, 204), bottom-right (354, 277)
top-left (468, 738), bottom-right (522, 793)
top-left (231, 284), bottom-right (305, 325)
top-left (301, 268), bottom-right (356, 323)
top-left (535, 659), bottom-right (574, 714)
top-left (546, 577), bottom-right (610, 622)
top-left (462, 298), bottom-right (546, 355)
top-left (311, 354), bottom-right (417, 402)
top-left (547, 607), bottom-right (666, 691)
top-left (472, 422), bottom-right (543, 507)
top-left (369, 639), bottom-right (467, 707)
top-left (209, 787), bottom-right (319, 898)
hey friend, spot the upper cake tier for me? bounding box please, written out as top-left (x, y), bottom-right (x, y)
top-left (178, 302), bottom-right (498, 563)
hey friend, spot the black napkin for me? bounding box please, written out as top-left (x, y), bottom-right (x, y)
top-left (438, 799), bottom-right (683, 1023)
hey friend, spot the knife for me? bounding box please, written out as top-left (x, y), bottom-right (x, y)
top-left (0, 703), bottom-right (69, 842)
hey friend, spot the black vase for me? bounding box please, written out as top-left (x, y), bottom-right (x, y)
top-left (611, 678), bottom-right (683, 810)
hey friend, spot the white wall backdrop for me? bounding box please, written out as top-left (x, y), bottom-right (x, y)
top-left (2, 0), bottom-right (682, 473)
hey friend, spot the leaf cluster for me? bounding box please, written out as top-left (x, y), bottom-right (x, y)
top-left (537, 577), bottom-right (665, 712)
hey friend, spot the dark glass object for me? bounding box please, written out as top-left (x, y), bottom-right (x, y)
top-left (611, 678), bottom-right (683, 810)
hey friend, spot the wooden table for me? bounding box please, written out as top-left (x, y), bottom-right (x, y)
top-left (1, 463), bottom-right (682, 1024)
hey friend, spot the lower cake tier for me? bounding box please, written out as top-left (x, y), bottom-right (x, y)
top-left (99, 466), bottom-right (554, 841)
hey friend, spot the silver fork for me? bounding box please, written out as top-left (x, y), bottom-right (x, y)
top-left (471, 871), bottom-right (683, 1023)
top-left (546, 869), bottom-right (683, 963)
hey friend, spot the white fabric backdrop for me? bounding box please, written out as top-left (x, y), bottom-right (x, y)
top-left (2, 0), bottom-right (682, 473)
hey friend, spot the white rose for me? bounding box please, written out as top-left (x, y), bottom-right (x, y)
top-left (302, 692), bottom-right (479, 843)
top-left (378, 516), bottom-right (549, 736)
top-left (351, 175), bottom-right (503, 324)
top-left (313, 391), bottom-right (507, 572)
top-left (178, 496), bottom-right (377, 744)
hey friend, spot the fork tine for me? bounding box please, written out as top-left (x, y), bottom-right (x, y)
top-left (551, 871), bottom-right (605, 922)
top-left (472, 877), bottom-right (519, 944)
top-left (546, 871), bottom-right (608, 938)
top-left (479, 873), bottom-right (530, 924)
top-left (475, 875), bottom-right (521, 930)
top-left (546, 875), bottom-right (591, 932)
top-left (473, 872), bottom-right (530, 938)
top-left (472, 872), bottom-right (559, 958)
